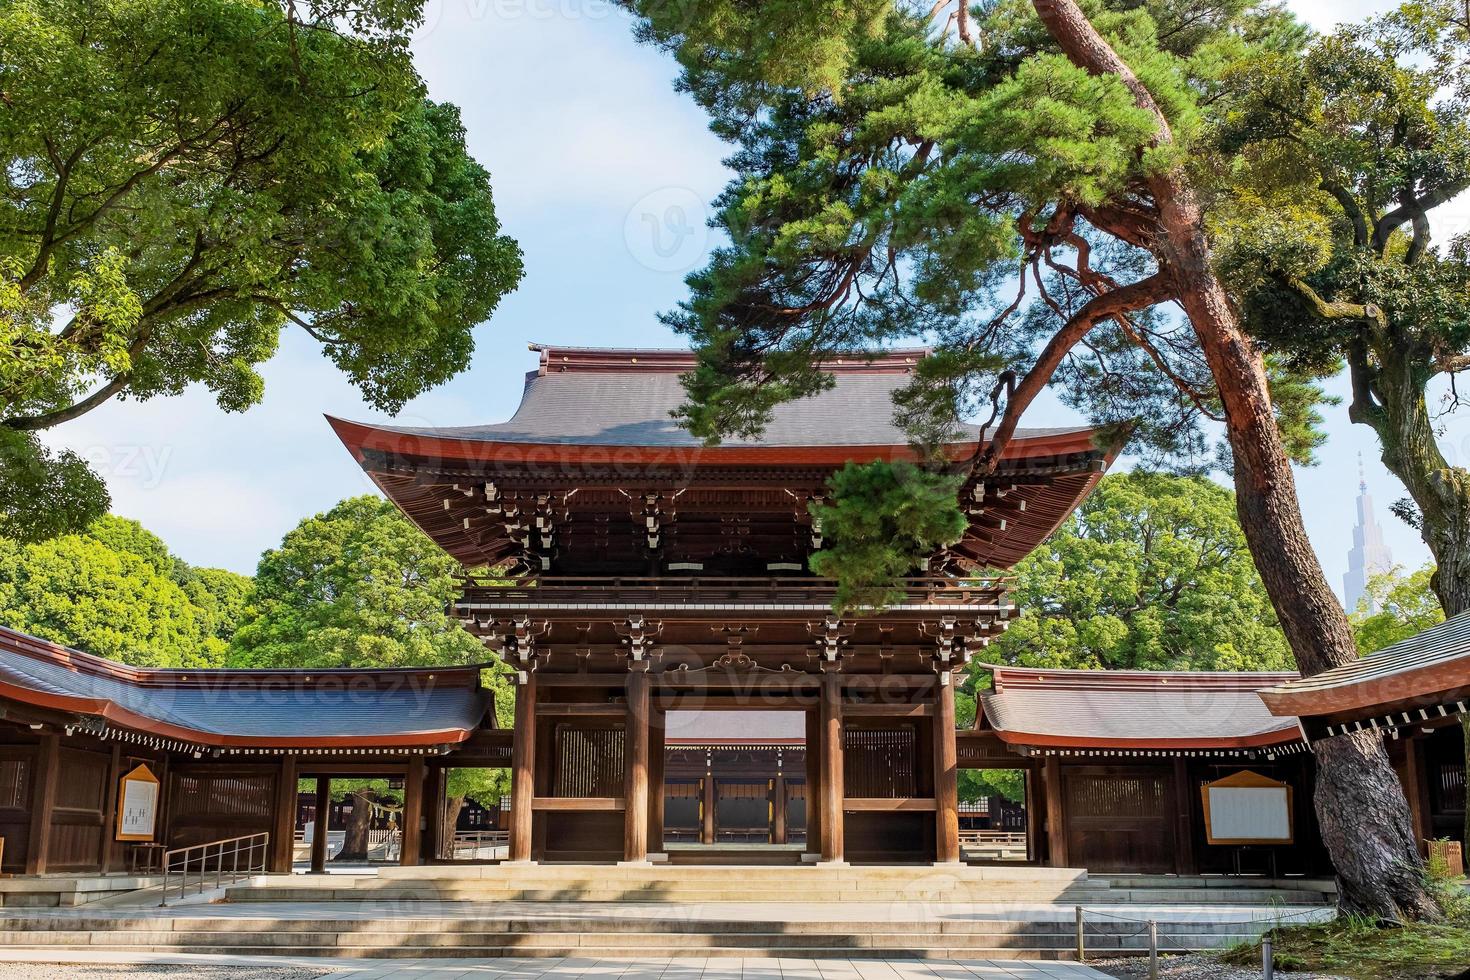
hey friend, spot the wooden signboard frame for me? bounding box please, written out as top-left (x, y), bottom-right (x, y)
top-left (1201, 769), bottom-right (1294, 846)
top-left (115, 763), bottom-right (161, 842)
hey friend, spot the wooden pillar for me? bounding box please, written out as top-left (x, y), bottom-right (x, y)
top-left (805, 707), bottom-right (822, 857)
top-left (427, 765), bottom-right (448, 862)
top-left (648, 708), bottom-right (665, 854)
top-left (98, 744), bottom-right (122, 873)
top-left (1403, 736), bottom-right (1433, 855)
top-left (508, 670), bottom-right (537, 862)
top-left (933, 671), bottom-right (960, 864)
top-left (1025, 768), bottom-right (1044, 864)
top-left (1043, 756), bottom-right (1068, 868)
top-left (400, 755), bottom-right (425, 867)
top-left (25, 733), bottom-right (60, 875)
top-left (1172, 757), bottom-right (1198, 875)
top-left (270, 754), bottom-right (297, 873)
top-left (623, 666), bottom-right (651, 862)
top-left (820, 673), bottom-right (845, 863)
top-left (772, 771), bottom-right (788, 845)
top-left (309, 776), bottom-right (331, 874)
top-left (701, 771), bottom-right (716, 845)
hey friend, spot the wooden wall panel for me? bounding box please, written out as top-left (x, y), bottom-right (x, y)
top-left (1063, 767), bottom-right (1174, 874)
top-left (844, 724), bottom-right (918, 798)
top-left (543, 810), bottom-right (624, 862)
top-left (45, 747), bottom-right (108, 872)
top-left (167, 767), bottom-right (277, 850)
top-left (0, 747), bottom-right (33, 873)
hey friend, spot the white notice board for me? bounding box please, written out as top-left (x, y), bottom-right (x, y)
top-left (116, 764), bottom-right (160, 841)
top-left (1201, 770), bottom-right (1294, 846)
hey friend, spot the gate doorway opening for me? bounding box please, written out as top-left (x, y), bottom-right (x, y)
top-left (661, 710), bottom-right (807, 857)
top-left (294, 774), bottom-right (406, 871)
top-left (434, 766), bottom-right (511, 861)
top-left (958, 767), bottom-right (1034, 863)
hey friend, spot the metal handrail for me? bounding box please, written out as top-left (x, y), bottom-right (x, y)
top-left (159, 832), bottom-right (270, 906)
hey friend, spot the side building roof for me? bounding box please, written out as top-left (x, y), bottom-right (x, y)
top-left (0, 626), bottom-right (491, 753)
top-left (1258, 610), bottom-right (1470, 740)
top-left (977, 664), bottom-right (1305, 756)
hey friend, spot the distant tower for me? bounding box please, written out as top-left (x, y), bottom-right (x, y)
top-left (1343, 455), bottom-right (1394, 613)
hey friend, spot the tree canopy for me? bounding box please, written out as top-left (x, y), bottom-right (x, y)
top-left (0, 0), bottom-right (522, 542)
top-left (987, 471), bottom-right (1292, 672)
top-left (230, 495), bottom-right (489, 670)
top-left (1351, 564), bottom-right (1445, 655)
top-left (1217, 1), bottom-right (1470, 617)
top-left (0, 514), bottom-right (248, 667)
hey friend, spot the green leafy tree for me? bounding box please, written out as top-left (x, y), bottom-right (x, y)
top-left (809, 461), bottom-right (967, 611)
top-left (0, 0), bottom-right (522, 541)
top-left (1217, 3), bottom-right (1470, 621)
top-left (991, 472), bottom-right (1292, 672)
top-left (1351, 564), bottom-right (1446, 655)
top-left (0, 514), bottom-right (248, 666)
top-left (621, 0), bottom-right (1436, 917)
top-left (233, 496), bottom-right (514, 844)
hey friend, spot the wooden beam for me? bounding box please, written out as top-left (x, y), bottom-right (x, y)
top-left (1025, 768), bottom-right (1043, 864)
top-left (25, 733), bottom-right (59, 875)
top-left (509, 671), bottom-right (537, 861)
top-left (623, 668), bottom-right (651, 862)
top-left (400, 755), bottom-right (425, 867)
top-left (820, 673), bottom-right (845, 863)
top-left (531, 797), bottom-right (626, 811)
top-left (846, 703), bottom-right (934, 717)
top-left (535, 703), bottom-right (626, 717)
top-left (843, 797), bottom-right (939, 811)
top-left (309, 776), bottom-right (330, 874)
top-left (270, 754), bottom-right (297, 873)
top-left (933, 673), bottom-right (960, 864)
top-left (1043, 756), bottom-right (1068, 868)
top-left (1402, 736), bottom-right (1433, 856)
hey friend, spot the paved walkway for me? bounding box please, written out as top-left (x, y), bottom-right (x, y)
top-left (0, 899), bottom-right (1334, 926)
top-left (0, 949), bottom-right (1114, 979)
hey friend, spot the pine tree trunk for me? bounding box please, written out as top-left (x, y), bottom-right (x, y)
top-left (1030, 0), bottom-right (1439, 920)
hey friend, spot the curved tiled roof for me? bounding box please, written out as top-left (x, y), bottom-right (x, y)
top-left (0, 626), bottom-right (490, 749)
top-left (342, 345), bottom-right (1094, 451)
top-left (978, 665), bottom-right (1303, 750)
top-left (1258, 610), bottom-right (1470, 724)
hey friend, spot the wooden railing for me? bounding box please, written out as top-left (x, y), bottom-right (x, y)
top-left (159, 832), bottom-right (270, 906)
top-left (960, 830), bottom-right (1028, 860)
top-left (459, 574), bottom-right (1012, 608)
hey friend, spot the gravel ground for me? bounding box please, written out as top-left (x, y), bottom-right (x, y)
top-left (0, 967), bottom-right (332, 980)
top-left (1088, 952), bottom-right (1350, 980)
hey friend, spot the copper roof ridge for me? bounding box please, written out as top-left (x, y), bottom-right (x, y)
top-left (0, 624), bottom-right (489, 689)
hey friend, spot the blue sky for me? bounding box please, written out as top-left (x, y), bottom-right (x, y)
top-left (39, 0), bottom-right (1469, 605)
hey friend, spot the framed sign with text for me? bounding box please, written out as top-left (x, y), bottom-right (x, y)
top-left (115, 764), bottom-right (161, 842)
top-left (1201, 770), bottom-right (1294, 846)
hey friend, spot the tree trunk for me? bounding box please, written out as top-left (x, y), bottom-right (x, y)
top-left (339, 792), bottom-right (372, 862)
top-left (439, 795), bottom-right (466, 860)
top-left (1030, 0), bottom-right (1439, 920)
top-left (1352, 339), bottom-right (1470, 860)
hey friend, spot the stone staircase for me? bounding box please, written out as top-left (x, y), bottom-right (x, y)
top-left (0, 866), bottom-right (1336, 960)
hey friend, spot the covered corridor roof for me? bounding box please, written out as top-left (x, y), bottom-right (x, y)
top-left (0, 626), bottom-right (491, 751)
top-left (1258, 610), bottom-right (1470, 739)
top-left (978, 664), bottom-right (1304, 754)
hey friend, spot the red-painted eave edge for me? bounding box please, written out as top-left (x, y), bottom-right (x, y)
top-left (1258, 659), bottom-right (1470, 720)
top-left (0, 678), bottom-right (475, 749)
top-left (987, 726), bottom-right (1302, 750)
top-left (326, 415), bottom-right (1107, 467)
